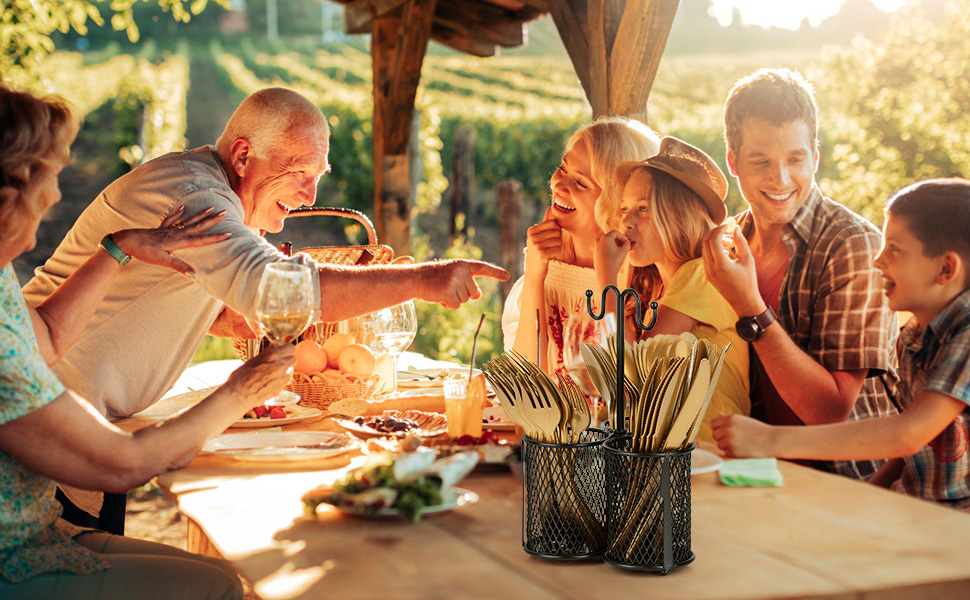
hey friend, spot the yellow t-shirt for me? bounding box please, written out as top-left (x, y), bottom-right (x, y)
top-left (657, 259), bottom-right (750, 443)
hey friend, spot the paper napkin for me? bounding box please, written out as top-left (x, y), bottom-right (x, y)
top-left (718, 458), bottom-right (783, 487)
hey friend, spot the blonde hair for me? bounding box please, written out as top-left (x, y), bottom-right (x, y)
top-left (627, 169), bottom-right (717, 303)
top-left (215, 87), bottom-right (329, 159)
top-left (0, 86), bottom-right (78, 241)
top-left (558, 117), bottom-right (660, 262)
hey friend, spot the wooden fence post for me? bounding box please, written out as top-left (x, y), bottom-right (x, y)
top-left (450, 125), bottom-right (475, 238)
top-left (498, 178), bottom-right (523, 300)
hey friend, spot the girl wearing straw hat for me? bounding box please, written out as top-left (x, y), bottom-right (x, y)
top-left (595, 136), bottom-right (751, 443)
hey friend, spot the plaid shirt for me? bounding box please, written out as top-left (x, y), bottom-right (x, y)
top-left (738, 187), bottom-right (899, 481)
top-left (894, 290), bottom-right (970, 509)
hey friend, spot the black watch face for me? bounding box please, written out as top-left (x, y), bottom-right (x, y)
top-left (737, 318), bottom-right (759, 341)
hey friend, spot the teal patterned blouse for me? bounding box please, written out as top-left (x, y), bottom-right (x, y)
top-left (0, 264), bottom-right (108, 582)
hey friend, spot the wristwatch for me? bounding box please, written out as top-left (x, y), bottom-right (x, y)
top-left (736, 306), bottom-right (777, 342)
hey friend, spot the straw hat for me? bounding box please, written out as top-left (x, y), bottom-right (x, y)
top-left (615, 136), bottom-right (728, 223)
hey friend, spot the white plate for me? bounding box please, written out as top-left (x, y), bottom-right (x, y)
top-left (203, 431), bottom-right (360, 461)
top-left (691, 448), bottom-right (724, 475)
top-left (336, 487), bottom-right (479, 519)
top-left (125, 388), bottom-right (301, 423)
top-left (397, 368), bottom-right (481, 389)
top-left (231, 406), bottom-right (323, 429)
top-left (482, 406), bottom-right (515, 431)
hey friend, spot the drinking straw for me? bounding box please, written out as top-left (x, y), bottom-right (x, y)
top-left (469, 313), bottom-right (486, 380)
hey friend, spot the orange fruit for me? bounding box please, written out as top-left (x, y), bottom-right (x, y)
top-left (322, 333), bottom-right (355, 369)
top-left (294, 340), bottom-right (328, 374)
top-left (337, 343), bottom-right (377, 375)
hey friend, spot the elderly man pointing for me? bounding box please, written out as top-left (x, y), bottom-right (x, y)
top-left (24, 87), bottom-right (508, 422)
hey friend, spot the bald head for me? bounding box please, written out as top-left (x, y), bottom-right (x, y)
top-left (216, 88), bottom-right (329, 160)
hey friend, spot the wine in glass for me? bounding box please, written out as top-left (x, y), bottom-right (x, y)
top-left (254, 262), bottom-right (315, 346)
top-left (563, 312), bottom-right (613, 428)
top-left (363, 301), bottom-right (417, 394)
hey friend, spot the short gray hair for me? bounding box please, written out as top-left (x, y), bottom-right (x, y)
top-left (215, 87), bottom-right (329, 158)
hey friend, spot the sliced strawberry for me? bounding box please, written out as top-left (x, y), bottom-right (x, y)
top-left (253, 405), bottom-right (267, 418)
top-left (269, 406), bottom-right (287, 419)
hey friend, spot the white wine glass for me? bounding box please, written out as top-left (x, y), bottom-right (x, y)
top-left (362, 301), bottom-right (417, 395)
top-left (563, 312), bottom-right (610, 428)
top-left (253, 262), bottom-right (315, 346)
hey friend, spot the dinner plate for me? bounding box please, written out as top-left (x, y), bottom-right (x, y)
top-left (336, 487), bottom-right (479, 519)
top-left (231, 406), bottom-right (323, 429)
top-left (124, 388), bottom-right (301, 423)
top-left (202, 431), bottom-right (361, 461)
top-left (691, 448), bottom-right (724, 475)
top-left (397, 367), bottom-right (481, 389)
top-left (331, 410), bottom-right (448, 439)
top-left (482, 406), bottom-right (515, 431)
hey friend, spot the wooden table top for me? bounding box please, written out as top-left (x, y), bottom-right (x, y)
top-left (155, 441), bottom-right (970, 600)
top-left (144, 358), bottom-right (970, 599)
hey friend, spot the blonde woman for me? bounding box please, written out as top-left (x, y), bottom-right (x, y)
top-left (502, 117), bottom-right (660, 375)
top-left (0, 86), bottom-right (295, 599)
top-left (594, 136), bottom-right (750, 442)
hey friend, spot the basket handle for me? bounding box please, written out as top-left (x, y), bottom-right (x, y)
top-left (286, 206), bottom-right (378, 245)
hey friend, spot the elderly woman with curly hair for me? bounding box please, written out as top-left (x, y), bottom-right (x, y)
top-left (0, 87), bottom-right (295, 599)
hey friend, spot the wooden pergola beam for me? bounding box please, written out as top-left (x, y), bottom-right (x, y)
top-left (547, 0), bottom-right (678, 121)
top-left (372, 0), bottom-right (437, 255)
top-left (434, 1), bottom-right (528, 48)
top-left (431, 22), bottom-right (498, 57)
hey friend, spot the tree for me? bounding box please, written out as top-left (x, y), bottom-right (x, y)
top-left (1, 0), bottom-right (225, 74)
top-left (817, 0), bottom-right (970, 224)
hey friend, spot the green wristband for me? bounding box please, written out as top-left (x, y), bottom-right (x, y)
top-left (100, 234), bottom-right (131, 265)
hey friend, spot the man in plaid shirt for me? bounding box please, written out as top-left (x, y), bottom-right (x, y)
top-left (702, 68), bottom-right (898, 481)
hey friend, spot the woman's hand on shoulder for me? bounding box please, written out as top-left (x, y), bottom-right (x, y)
top-left (595, 230), bottom-right (629, 281)
top-left (110, 206), bottom-right (232, 275)
top-left (525, 206), bottom-right (563, 271)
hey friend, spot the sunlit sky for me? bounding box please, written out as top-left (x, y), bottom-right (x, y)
top-left (709, 0), bottom-right (908, 30)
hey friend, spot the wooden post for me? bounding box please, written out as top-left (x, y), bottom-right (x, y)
top-left (547, 0), bottom-right (679, 120)
top-left (450, 125), bottom-right (475, 238)
top-left (498, 178), bottom-right (523, 301)
top-left (371, 0), bottom-right (437, 256)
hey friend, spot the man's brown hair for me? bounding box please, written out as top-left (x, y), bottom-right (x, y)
top-left (724, 68), bottom-right (818, 155)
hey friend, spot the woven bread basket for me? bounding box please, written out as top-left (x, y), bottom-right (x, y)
top-left (232, 207), bottom-right (393, 411)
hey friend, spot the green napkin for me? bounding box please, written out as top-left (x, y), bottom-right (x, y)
top-left (719, 458), bottom-right (783, 487)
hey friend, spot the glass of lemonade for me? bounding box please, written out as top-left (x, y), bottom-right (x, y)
top-left (444, 378), bottom-right (483, 438)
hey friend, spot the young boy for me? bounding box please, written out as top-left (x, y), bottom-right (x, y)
top-left (712, 178), bottom-right (970, 510)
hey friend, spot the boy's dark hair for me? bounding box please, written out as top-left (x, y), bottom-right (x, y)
top-left (723, 68), bottom-right (818, 155)
top-left (886, 178), bottom-right (970, 279)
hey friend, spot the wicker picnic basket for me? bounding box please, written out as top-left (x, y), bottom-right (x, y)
top-left (234, 206), bottom-right (394, 412)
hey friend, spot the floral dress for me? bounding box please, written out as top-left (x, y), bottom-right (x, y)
top-left (501, 260), bottom-right (602, 376)
top-left (0, 264), bottom-right (107, 582)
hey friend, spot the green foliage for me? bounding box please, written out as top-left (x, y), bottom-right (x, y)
top-left (0, 0), bottom-right (224, 75)
top-left (191, 335), bottom-right (237, 363)
top-left (817, 0), bottom-right (970, 224)
top-left (409, 235), bottom-right (505, 368)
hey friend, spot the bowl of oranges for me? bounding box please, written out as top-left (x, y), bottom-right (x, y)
top-left (288, 332), bottom-right (383, 412)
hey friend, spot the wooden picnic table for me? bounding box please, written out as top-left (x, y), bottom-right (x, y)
top-left (147, 360), bottom-right (970, 600)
